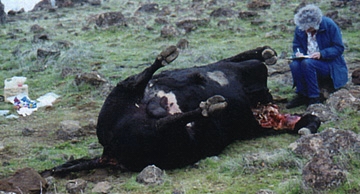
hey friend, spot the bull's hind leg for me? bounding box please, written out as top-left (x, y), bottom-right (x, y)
top-left (156, 95), bottom-right (227, 131)
top-left (158, 45), bottom-right (179, 66)
top-left (118, 45), bottom-right (179, 90)
top-left (220, 46), bottom-right (277, 65)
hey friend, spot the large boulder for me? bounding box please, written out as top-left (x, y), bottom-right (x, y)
top-left (32, 0), bottom-right (52, 11)
top-left (289, 128), bottom-right (360, 191)
top-left (0, 168), bottom-right (48, 193)
top-left (32, 0), bottom-right (89, 11)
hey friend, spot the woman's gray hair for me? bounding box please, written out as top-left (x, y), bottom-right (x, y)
top-left (294, 4), bottom-right (322, 31)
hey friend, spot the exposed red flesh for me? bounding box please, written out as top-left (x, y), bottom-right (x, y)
top-left (252, 103), bottom-right (301, 130)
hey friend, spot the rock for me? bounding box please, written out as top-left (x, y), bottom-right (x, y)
top-left (157, 6), bottom-right (171, 16)
top-left (33, 34), bottom-right (50, 43)
top-left (45, 176), bottom-right (56, 191)
top-left (160, 25), bottom-right (178, 38)
top-left (57, 120), bottom-right (84, 140)
top-left (217, 19), bottom-right (229, 27)
top-left (56, 0), bottom-right (74, 8)
top-left (32, 0), bottom-right (93, 11)
top-left (22, 128), bottom-right (35, 136)
top-left (66, 179), bottom-right (87, 194)
top-left (289, 128), bottom-right (360, 190)
top-left (172, 188), bottom-right (185, 194)
top-left (136, 165), bottom-right (164, 185)
top-left (176, 39), bottom-right (189, 50)
top-left (154, 17), bottom-right (169, 25)
top-left (89, 11), bottom-right (127, 28)
top-left (325, 88), bottom-right (360, 112)
top-left (82, 118), bottom-right (97, 133)
top-left (88, 0), bottom-right (101, 6)
top-left (176, 18), bottom-right (209, 33)
top-left (247, 0), bottom-right (271, 10)
top-left (351, 68), bottom-right (360, 85)
top-left (238, 11), bottom-right (259, 19)
top-left (256, 189), bottom-right (276, 194)
top-left (136, 3), bottom-right (159, 13)
top-left (326, 10), bottom-right (339, 20)
top-left (251, 19), bottom-right (265, 25)
top-left (7, 8), bottom-right (24, 16)
top-left (75, 71), bottom-right (108, 87)
top-left (348, 85), bottom-right (360, 101)
top-left (32, 0), bottom-right (53, 11)
top-left (37, 48), bottom-right (61, 59)
top-left (334, 17), bottom-right (353, 30)
top-left (99, 82), bottom-right (114, 97)
top-left (290, 128), bottom-right (360, 159)
top-left (0, 0), bottom-right (6, 24)
top-left (61, 67), bottom-right (82, 78)
top-left (91, 181), bottom-right (112, 193)
top-left (52, 40), bottom-right (74, 49)
top-left (302, 155), bottom-right (346, 190)
top-left (210, 7), bottom-right (236, 18)
top-left (305, 103), bottom-right (338, 122)
top-left (331, 1), bottom-right (347, 7)
top-left (30, 24), bottom-right (45, 33)
top-left (0, 168), bottom-right (48, 193)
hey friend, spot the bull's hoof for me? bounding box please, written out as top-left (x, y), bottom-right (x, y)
top-left (262, 48), bottom-right (277, 65)
top-left (157, 45), bottom-right (179, 66)
top-left (200, 95), bottom-right (228, 117)
top-left (298, 127), bottom-right (311, 135)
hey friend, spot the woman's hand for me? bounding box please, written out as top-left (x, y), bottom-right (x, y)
top-left (295, 52), bottom-right (304, 57)
top-left (295, 49), bottom-right (304, 57)
top-left (310, 52), bottom-right (321, 59)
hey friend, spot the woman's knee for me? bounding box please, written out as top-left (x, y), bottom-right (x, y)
top-left (289, 61), bottom-right (300, 70)
top-left (300, 59), bottom-right (314, 69)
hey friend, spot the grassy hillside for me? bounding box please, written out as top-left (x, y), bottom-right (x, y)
top-left (0, 0), bottom-right (359, 193)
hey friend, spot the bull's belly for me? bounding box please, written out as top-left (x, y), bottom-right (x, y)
top-left (114, 126), bottom-right (229, 171)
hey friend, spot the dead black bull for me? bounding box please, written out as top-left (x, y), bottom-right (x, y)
top-left (41, 45), bottom-right (320, 176)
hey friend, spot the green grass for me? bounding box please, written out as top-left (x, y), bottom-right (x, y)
top-left (0, 0), bottom-right (359, 193)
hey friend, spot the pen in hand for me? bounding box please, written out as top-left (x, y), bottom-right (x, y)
top-left (296, 48), bottom-right (303, 57)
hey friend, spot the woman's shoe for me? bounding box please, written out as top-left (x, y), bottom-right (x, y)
top-left (286, 94), bottom-right (309, 109)
top-left (308, 97), bottom-right (321, 106)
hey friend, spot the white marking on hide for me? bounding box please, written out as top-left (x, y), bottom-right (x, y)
top-left (207, 71), bottom-right (229, 86)
top-left (157, 90), bottom-right (182, 114)
top-left (186, 122), bottom-right (194, 128)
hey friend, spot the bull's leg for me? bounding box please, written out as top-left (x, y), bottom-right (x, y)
top-left (118, 45), bottom-right (179, 91)
top-left (97, 46), bottom-right (179, 151)
top-left (220, 46), bottom-right (277, 65)
top-left (294, 114), bottom-right (320, 135)
top-left (40, 158), bottom-right (105, 177)
top-left (199, 95), bottom-right (228, 117)
top-left (156, 95), bottom-right (227, 131)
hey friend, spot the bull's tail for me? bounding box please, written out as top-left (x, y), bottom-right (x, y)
top-left (40, 157), bottom-right (110, 177)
